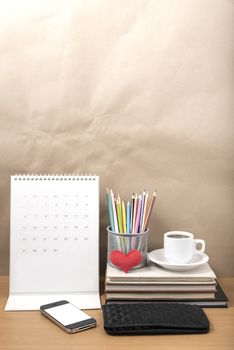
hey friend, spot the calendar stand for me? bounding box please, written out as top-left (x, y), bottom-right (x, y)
top-left (5, 175), bottom-right (100, 311)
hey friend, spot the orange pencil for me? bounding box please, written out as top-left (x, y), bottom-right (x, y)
top-left (143, 191), bottom-right (156, 231)
top-left (141, 191), bottom-right (149, 232)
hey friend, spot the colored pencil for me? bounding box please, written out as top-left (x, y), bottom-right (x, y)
top-left (110, 189), bottom-right (118, 232)
top-left (130, 193), bottom-right (134, 233)
top-left (132, 194), bottom-right (138, 233)
top-left (143, 191), bottom-right (156, 231)
top-left (106, 188), bottom-right (115, 231)
top-left (134, 195), bottom-right (142, 233)
top-left (122, 200), bottom-right (126, 234)
top-left (139, 190), bottom-right (146, 232)
top-left (126, 201), bottom-right (130, 234)
top-left (106, 189), bottom-right (157, 252)
top-left (116, 196), bottom-right (123, 233)
top-left (141, 191), bottom-right (148, 232)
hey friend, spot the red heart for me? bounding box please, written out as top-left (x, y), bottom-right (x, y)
top-left (110, 250), bottom-right (142, 273)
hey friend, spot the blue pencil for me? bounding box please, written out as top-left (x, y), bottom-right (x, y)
top-left (106, 188), bottom-right (115, 231)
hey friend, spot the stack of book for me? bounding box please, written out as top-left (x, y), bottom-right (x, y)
top-left (105, 262), bottom-right (228, 307)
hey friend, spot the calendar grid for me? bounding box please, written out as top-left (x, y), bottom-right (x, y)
top-left (6, 175), bottom-right (100, 310)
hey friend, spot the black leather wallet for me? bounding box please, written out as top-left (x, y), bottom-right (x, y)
top-left (103, 303), bottom-right (210, 335)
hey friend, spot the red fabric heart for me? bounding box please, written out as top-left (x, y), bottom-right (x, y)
top-left (110, 249), bottom-right (142, 273)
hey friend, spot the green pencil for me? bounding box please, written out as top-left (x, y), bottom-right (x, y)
top-left (116, 196), bottom-right (123, 233)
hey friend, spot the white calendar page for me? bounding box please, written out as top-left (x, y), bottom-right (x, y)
top-left (5, 175), bottom-right (100, 310)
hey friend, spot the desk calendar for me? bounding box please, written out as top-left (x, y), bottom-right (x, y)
top-left (5, 175), bottom-right (100, 311)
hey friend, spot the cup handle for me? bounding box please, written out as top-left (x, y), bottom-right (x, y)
top-left (194, 239), bottom-right (205, 254)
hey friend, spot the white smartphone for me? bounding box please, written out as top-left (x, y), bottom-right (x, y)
top-left (40, 300), bottom-right (96, 333)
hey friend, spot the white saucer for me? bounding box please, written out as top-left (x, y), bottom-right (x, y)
top-left (148, 249), bottom-right (209, 271)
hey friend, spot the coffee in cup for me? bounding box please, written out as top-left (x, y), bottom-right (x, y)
top-left (164, 231), bottom-right (205, 264)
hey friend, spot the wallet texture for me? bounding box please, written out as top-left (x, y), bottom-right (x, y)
top-left (103, 303), bottom-right (210, 335)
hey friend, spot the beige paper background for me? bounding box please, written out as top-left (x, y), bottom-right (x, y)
top-left (0, 0), bottom-right (233, 276)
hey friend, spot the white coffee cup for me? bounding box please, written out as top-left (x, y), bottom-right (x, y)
top-left (164, 231), bottom-right (205, 264)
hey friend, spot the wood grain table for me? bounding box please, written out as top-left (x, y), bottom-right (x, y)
top-left (0, 276), bottom-right (233, 350)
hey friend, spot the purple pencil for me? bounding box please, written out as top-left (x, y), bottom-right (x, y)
top-left (134, 195), bottom-right (142, 233)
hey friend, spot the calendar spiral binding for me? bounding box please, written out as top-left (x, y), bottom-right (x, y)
top-left (12, 174), bottom-right (98, 181)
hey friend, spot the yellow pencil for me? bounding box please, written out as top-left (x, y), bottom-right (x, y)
top-left (141, 191), bottom-right (149, 232)
top-left (117, 196), bottom-right (123, 233)
top-left (122, 200), bottom-right (126, 234)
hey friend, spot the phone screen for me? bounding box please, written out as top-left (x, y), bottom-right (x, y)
top-left (45, 302), bottom-right (93, 327)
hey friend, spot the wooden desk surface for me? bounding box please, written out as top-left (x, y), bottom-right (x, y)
top-left (0, 276), bottom-right (233, 350)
